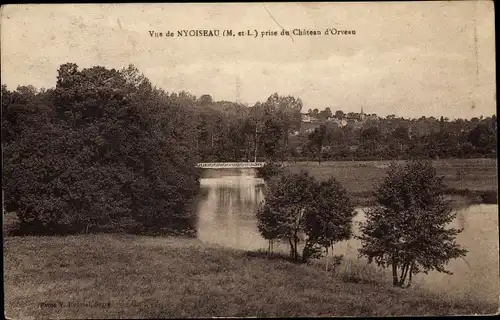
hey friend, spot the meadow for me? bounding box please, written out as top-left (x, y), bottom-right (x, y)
top-left (4, 234), bottom-right (498, 318)
top-left (286, 158), bottom-right (498, 205)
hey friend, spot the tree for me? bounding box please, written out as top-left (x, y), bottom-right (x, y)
top-left (256, 201), bottom-right (281, 254)
top-left (308, 108), bottom-right (319, 118)
top-left (318, 107), bottom-right (332, 120)
top-left (468, 123), bottom-right (494, 148)
top-left (335, 110), bottom-right (345, 120)
top-left (361, 126), bottom-right (381, 142)
top-left (262, 117), bottom-right (284, 160)
top-left (256, 170), bottom-right (316, 261)
top-left (120, 64), bottom-right (147, 88)
top-left (308, 124), bottom-right (327, 164)
top-left (198, 94), bottom-right (213, 105)
top-left (392, 126), bottom-right (409, 141)
top-left (264, 93), bottom-right (303, 161)
top-left (4, 63), bottom-right (200, 235)
top-left (391, 126), bottom-right (410, 153)
top-left (303, 178), bottom-right (356, 269)
top-left (358, 160), bottom-right (468, 288)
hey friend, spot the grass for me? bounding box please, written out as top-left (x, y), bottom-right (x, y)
top-left (286, 158), bottom-right (498, 205)
top-left (4, 234), bottom-right (498, 318)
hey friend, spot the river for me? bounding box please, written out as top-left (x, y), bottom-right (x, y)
top-left (195, 171), bottom-right (499, 303)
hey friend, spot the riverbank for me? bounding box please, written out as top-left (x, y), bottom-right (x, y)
top-left (286, 159), bottom-right (498, 205)
top-left (4, 234), bottom-right (497, 318)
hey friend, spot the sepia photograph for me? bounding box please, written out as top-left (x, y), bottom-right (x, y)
top-left (1, 2), bottom-right (498, 318)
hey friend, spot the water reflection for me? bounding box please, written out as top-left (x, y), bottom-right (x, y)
top-left (197, 176), bottom-right (267, 250)
top-left (196, 173), bottom-right (499, 303)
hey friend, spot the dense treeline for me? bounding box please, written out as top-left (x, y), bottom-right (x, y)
top-left (157, 93), bottom-right (496, 163)
top-left (2, 64), bottom-right (200, 235)
top-left (193, 93), bottom-right (302, 162)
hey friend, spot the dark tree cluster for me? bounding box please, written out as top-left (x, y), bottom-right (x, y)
top-left (3, 64), bottom-right (200, 235)
top-left (301, 116), bottom-right (497, 163)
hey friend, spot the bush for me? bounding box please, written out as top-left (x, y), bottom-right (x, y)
top-left (255, 161), bottom-right (284, 183)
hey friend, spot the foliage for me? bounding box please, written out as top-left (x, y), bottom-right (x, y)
top-left (256, 170), bottom-right (316, 261)
top-left (303, 178), bottom-right (356, 268)
top-left (308, 124), bottom-right (328, 164)
top-left (256, 170), bottom-right (355, 264)
top-left (357, 160), bottom-right (468, 288)
top-left (255, 161), bottom-right (284, 183)
top-left (167, 85), bottom-right (496, 162)
top-left (255, 201), bottom-right (281, 254)
top-left (468, 123), bottom-right (495, 148)
top-left (3, 63), bottom-right (200, 235)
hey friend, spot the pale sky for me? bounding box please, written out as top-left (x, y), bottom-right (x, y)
top-left (1, 2), bottom-right (496, 119)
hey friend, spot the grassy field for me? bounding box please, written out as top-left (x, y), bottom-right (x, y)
top-left (4, 234), bottom-right (498, 318)
top-left (286, 158), bottom-right (498, 205)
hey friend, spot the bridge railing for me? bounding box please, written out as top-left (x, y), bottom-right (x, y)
top-left (196, 162), bottom-right (266, 168)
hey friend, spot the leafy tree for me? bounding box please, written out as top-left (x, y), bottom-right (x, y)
top-left (358, 160), bottom-right (468, 288)
top-left (120, 64), bottom-right (147, 88)
top-left (392, 126), bottom-right (409, 141)
top-left (361, 126), bottom-right (381, 142)
top-left (308, 124), bottom-right (327, 164)
top-left (468, 123), bottom-right (494, 148)
top-left (3, 63), bottom-right (200, 235)
top-left (263, 93), bottom-right (303, 161)
top-left (318, 107), bottom-right (333, 120)
top-left (256, 201), bottom-right (281, 254)
top-left (303, 178), bottom-right (356, 268)
top-left (198, 94), bottom-right (213, 105)
top-left (335, 110), bottom-right (345, 120)
top-left (261, 117), bottom-right (284, 160)
top-left (256, 170), bottom-right (316, 261)
top-left (308, 108), bottom-right (319, 118)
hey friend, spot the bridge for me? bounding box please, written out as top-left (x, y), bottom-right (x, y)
top-left (196, 162), bottom-right (266, 169)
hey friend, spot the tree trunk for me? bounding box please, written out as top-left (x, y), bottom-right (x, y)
top-left (325, 246), bottom-right (329, 271)
top-left (293, 235), bottom-right (299, 261)
top-left (399, 263), bottom-right (408, 287)
top-left (288, 238), bottom-right (295, 260)
top-left (398, 262), bottom-right (411, 287)
top-left (406, 262), bottom-right (414, 288)
top-left (392, 257), bottom-right (398, 286)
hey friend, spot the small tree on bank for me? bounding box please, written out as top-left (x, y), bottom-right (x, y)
top-left (256, 201), bottom-right (281, 254)
top-left (256, 170), bottom-right (316, 261)
top-left (303, 178), bottom-right (356, 269)
top-left (357, 160), bottom-right (467, 288)
top-left (256, 170), bottom-right (355, 264)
